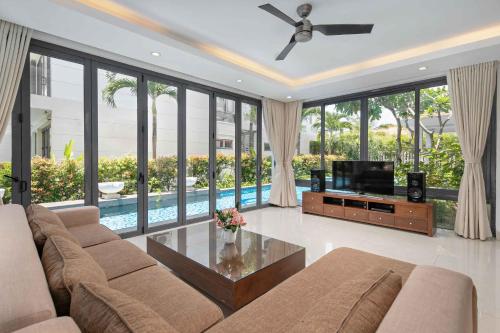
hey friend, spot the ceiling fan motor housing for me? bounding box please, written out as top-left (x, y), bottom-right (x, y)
top-left (295, 19), bottom-right (312, 42)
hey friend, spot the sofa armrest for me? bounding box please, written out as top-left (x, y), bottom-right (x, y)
top-left (54, 206), bottom-right (100, 228)
top-left (12, 317), bottom-right (81, 333)
top-left (376, 265), bottom-right (476, 333)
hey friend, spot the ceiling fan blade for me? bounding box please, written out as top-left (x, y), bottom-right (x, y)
top-left (259, 3), bottom-right (297, 26)
top-left (276, 36), bottom-right (297, 61)
top-left (313, 24), bottom-right (374, 35)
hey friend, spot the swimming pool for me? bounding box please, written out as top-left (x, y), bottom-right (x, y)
top-left (100, 185), bottom-right (310, 231)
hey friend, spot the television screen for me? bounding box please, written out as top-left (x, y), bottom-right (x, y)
top-left (332, 161), bottom-right (394, 195)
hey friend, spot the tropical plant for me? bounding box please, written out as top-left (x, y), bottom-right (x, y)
top-left (101, 72), bottom-right (177, 159)
top-left (312, 112), bottom-right (352, 155)
top-left (298, 107), bottom-right (320, 154)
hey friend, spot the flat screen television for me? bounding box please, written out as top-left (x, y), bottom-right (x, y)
top-left (332, 161), bottom-right (394, 195)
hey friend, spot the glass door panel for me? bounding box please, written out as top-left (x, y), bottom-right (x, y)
top-left (215, 96), bottom-right (236, 210)
top-left (146, 80), bottom-right (178, 228)
top-left (29, 53), bottom-right (85, 209)
top-left (97, 69), bottom-right (138, 233)
top-left (368, 92), bottom-right (415, 186)
top-left (0, 118), bottom-right (12, 204)
top-left (241, 102), bottom-right (257, 208)
top-left (186, 90), bottom-right (210, 220)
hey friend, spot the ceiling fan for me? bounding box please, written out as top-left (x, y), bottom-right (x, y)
top-left (259, 3), bottom-right (374, 60)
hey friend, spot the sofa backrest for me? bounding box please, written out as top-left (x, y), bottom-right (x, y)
top-left (0, 204), bottom-right (56, 333)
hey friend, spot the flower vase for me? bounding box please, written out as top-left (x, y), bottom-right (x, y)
top-left (223, 228), bottom-right (238, 244)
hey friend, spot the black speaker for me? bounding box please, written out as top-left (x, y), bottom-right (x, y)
top-left (407, 172), bottom-right (426, 202)
top-left (310, 169), bottom-right (325, 192)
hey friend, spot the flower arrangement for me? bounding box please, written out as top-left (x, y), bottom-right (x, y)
top-left (214, 208), bottom-right (246, 233)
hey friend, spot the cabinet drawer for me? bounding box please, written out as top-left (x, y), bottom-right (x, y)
top-left (344, 208), bottom-right (368, 221)
top-left (369, 212), bottom-right (395, 226)
top-left (395, 217), bottom-right (428, 232)
top-left (302, 192), bottom-right (322, 204)
top-left (303, 203), bottom-right (323, 214)
top-left (324, 205), bottom-right (344, 218)
top-left (395, 206), bottom-right (427, 219)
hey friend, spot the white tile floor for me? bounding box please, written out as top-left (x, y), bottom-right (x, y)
top-left (128, 207), bottom-right (500, 332)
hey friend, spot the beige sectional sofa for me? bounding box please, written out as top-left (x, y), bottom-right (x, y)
top-left (1, 203), bottom-right (477, 333)
top-left (1, 204), bottom-right (223, 333)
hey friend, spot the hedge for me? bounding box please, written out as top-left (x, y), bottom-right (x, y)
top-left (0, 153), bottom-right (274, 204)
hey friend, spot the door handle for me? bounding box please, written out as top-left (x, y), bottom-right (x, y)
top-left (138, 173), bottom-right (145, 185)
top-left (3, 175), bottom-right (19, 182)
top-left (3, 175), bottom-right (28, 193)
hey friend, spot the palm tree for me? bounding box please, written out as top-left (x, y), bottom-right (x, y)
top-left (313, 112), bottom-right (352, 155)
top-left (297, 107), bottom-right (320, 154)
top-left (102, 72), bottom-right (177, 159)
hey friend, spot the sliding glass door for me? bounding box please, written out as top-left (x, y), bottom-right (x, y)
top-left (97, 68), bottom-right (139, 233)
top-left (186, 89), bottom-right (211, 220)
top-left (215, 96), bottom-right (236, 210)
top-left (146, 79), bottom-right (179, 229)
top-left (14, 40), bottom-right (264, 238)
top-left (241, 102), bottom-right (258, 208)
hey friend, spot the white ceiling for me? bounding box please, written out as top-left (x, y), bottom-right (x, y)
top-left (2, 0), bottom-right (500, 101)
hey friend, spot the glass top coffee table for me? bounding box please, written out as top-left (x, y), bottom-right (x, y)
top-left (147, 222), bottom-right (305, 311)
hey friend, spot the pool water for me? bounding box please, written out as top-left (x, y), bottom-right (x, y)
top-left (100, 185), bottom-right (310, 231)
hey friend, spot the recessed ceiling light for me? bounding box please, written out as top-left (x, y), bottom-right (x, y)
top-left (418, 66), bottom-right (427, 71)
top-left (286, 95), bottom-right (292, 99)
top-left (236, 79), bottom-right (242, 83)
top-left (151, 51), bottom-right (161, 57)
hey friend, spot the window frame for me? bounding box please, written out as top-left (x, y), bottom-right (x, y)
top-left (303, 77), bottom-right (496, 233)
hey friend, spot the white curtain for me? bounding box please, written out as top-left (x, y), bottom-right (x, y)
top-left (448, 61), bottom-right (497, 240)
top-left (0, 20), bottom-right (32, 139)
top-left (263, 98), bottom-right (302, 207)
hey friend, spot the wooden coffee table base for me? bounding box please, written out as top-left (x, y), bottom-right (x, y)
top-left (147, 231), bottom-right (305, 311)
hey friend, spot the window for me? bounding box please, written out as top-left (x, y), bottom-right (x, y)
top-left (325, 101), bottom-right (361, 174)
top-left (216, 139), bottom-right (233, 149)
top-left (368, 92), bottom-right (415, 186)
top-left (29, 53), bottom-right (85, 208)
top-left (41, 126), bottom-right (51, 158)
top-left (295, 107), bottom-right (321, 180)
top-left (418, 85), bottom-right (463, 190)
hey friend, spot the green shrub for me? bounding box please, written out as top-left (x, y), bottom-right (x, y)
top-left (0, 162), bottom-right (12, 204)
top-left (149, 156), bottom-right (177, 192)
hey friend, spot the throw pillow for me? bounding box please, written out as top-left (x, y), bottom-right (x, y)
top-left (42, 235), bottom-right (107, 315)
top-left (26, 204), bottom-right (79, 251)
top-left (71, 282), bottom-right (179, 333)
top-left (288, 267), bottom-right (402, 333)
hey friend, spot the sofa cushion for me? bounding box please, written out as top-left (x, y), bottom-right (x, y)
top-left (207, 247), bottom-right (415, 333)
top-left (67, 224), bottom-right (120, 248)
top-left (71, 282), bottom-right (178, 333)
top-left (0, 204), bottom-right (57, 333)
top-left (42, 235), bottom-right (108, 316)
top-left (11, 317), bottom-right (81, 333)
top-left (109, 266), bottom-right (223, 333)
top-left (26, 204), bottom-right (65, 229)
top-left (26, 204), bottom-right (79, 251)
top-left (85, 240), bottom-right (156, 280)
top-left (376, 265), bottom-right (477, 333)
top-left (288, 267), bottom-right (401, 333)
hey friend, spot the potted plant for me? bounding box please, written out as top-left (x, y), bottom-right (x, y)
top-left (214, 208), bottom-right (246, 244)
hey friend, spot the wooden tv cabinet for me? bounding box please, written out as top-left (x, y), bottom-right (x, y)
top-left (302, 191), bottom-right (435, 236)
